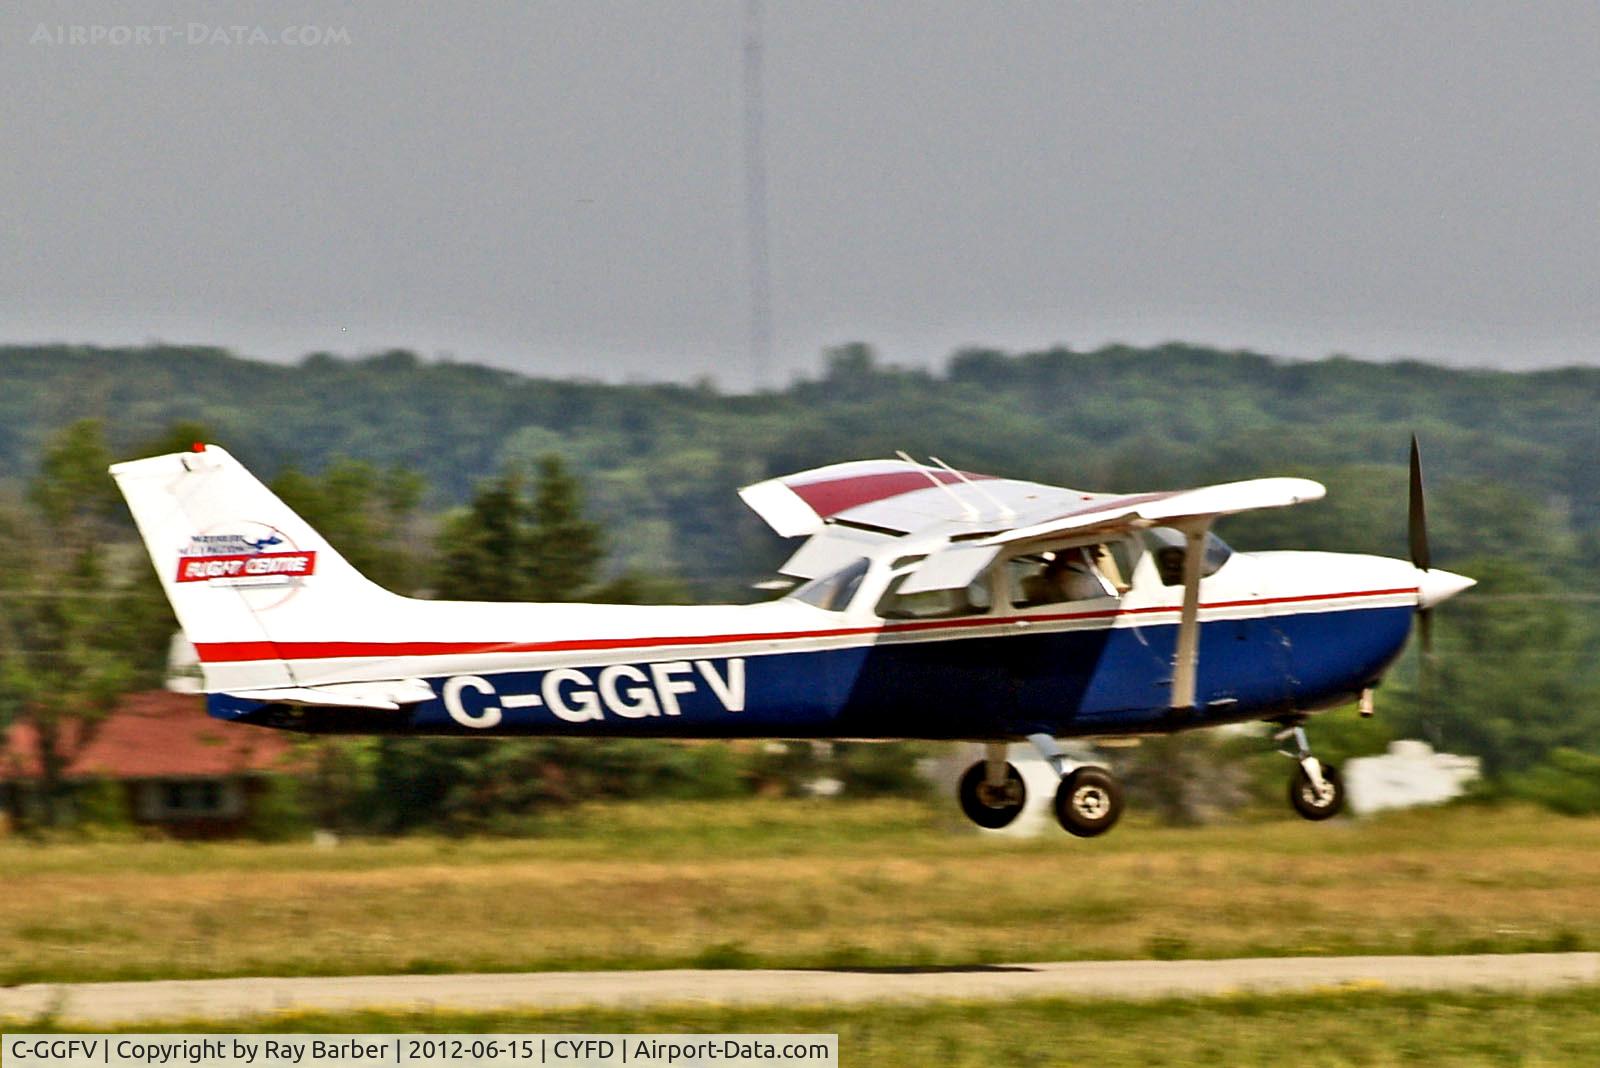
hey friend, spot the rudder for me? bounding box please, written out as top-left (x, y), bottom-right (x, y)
top-left (109, 445), bottom-right (401, 692)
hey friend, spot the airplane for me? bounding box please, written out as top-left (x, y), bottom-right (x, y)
top-left (110, 441), bottom-right (1473, 837)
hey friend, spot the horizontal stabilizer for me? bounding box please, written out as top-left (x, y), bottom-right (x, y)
top-left (228, 678), bottom-right (436, 711)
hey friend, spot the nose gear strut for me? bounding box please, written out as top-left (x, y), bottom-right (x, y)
top-left (1275, 722), bottom-right (1345, 820)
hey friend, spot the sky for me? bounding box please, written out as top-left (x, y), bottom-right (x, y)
top-left (3, 1), bottom-right (1598, 389)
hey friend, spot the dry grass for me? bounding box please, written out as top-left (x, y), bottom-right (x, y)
top-left (27, 989), bottom-right (1600, 1068)
top-left (5, 800), bottom-right (1599, 984)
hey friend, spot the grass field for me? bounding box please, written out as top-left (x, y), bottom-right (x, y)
top-left (5, 799), bottom-right (1600, 985)
top-left (18, 988), bottom-right (1600, 1067)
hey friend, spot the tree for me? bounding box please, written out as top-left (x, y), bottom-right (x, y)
top-left (435, 468), bottom-right (532, 601)
top-left (27, 418), bottom-right (124, 540)
top-left (1385, 558), bottom-right (1600, 779)
top-left (0, 421), bottom-right (134, 827)
top-left (271, 459), bottom-right (425, 594)
top-left (435, 455), bottom-right (601, 602)
top-left (1504, 748), bottom-right (1600, 815)
top-left (1116, 733), bottom-right (1255, 826)
top-left (125, 420), bottom-right (216, 461)
top-left (526, 455), bottom-right (602, 600)
top-left (363, 456), bottom-right (604, 832)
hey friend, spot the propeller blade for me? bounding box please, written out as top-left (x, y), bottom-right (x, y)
top-left (1408, 435), bottom-right (1431, 573)
top-left (1416, 606), bottom-right (1434, 709)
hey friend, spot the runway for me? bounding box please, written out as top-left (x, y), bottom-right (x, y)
top-left (4, 953), bottom-right (1598, 1025)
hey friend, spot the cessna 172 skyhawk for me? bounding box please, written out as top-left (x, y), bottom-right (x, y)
top-left (111, 442), bottom-right (1472, 837)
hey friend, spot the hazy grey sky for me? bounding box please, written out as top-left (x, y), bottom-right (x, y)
top-left (4, 2), bottom-right (1598, 388)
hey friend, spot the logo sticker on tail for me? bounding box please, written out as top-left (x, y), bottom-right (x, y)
top-left (175, 523), bottom-right (317, 585)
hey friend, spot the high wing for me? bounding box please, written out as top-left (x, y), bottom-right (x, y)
top-left (973, 476), bottom-right (1327, 546)
top-left (738, 459), bottom-right (1106, 539)
top-left (741, 459), bottom-right (1326, 710)
top-left (741, 458), bottom-right (1119, 579)
top-left (740, 459), bottom-right (1323, 574)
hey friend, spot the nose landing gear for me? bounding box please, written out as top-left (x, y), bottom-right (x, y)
top-left (1276, 722), bottom-right (1345, 820)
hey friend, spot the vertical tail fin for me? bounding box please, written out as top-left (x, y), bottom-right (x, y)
top-left (110, 445), bottom-right (402, 692)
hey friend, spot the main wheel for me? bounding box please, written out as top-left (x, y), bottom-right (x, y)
top-left (958, 760), bottom-right (1026, 829)
top-left (1054, 766), bottom-right (1124, 837)
top-left (1289, 761), bottom-right (1345, 820)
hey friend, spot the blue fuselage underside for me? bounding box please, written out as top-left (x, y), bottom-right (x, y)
top-left (210, 605), bottom-right (1413, 739)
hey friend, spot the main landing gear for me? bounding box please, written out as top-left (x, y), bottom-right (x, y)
top-left (958, 743), bottom-right (1027, 829)
top-left (1055, 765), bottom-right (1123, 837)
top-left (957, 736), bottom-right (1125, 837)
top-left (1276, 722), bottom-right (1345, 820)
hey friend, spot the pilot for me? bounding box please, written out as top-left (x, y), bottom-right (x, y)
top-left (1026, 549), bottom-right (1108, 604)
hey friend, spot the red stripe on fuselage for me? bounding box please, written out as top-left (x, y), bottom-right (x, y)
top-left (193, 587), bottom-right (1419, 664)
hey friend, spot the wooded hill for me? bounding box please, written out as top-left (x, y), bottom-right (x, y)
top-left (1, 342), bottom-right (1595, 589)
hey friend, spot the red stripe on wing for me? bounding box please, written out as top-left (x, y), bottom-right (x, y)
top-left (787, 470), bottom-right (988, 518)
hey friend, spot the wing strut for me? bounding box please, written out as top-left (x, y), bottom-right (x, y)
top-left (1169, 523), bottom-right (1209, 710)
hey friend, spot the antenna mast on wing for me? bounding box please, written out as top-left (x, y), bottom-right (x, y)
top-left (895, 450), bottom-right (979, 520)
top-left (929, 455), bottom-right (1016, 521)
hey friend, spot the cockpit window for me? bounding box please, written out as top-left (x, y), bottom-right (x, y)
top-left (1009, 545), bottom-right (1118, 608)
top-left (1144, 528), bottom-right (1234, 586)
top-left (791, 557), bottom-right (871, 612)
top-left (876, 571), bottom-right (991, 620)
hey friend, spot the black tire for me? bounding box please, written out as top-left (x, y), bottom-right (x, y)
top-left (1289, 761), bottom-right (1345, 820)
top-left (958, 760), bottom-right (1027, 829)
top-left (1054, 766), bottom-right (1124, 837)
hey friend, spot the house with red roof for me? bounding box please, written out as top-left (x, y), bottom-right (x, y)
top-left (2, 691), bottom-right (303, 836)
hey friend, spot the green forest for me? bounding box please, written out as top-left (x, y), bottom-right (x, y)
top-left (3, 342), bottom-right (1598, 587)
top-left (1, 342), bottom-right (1598, 830)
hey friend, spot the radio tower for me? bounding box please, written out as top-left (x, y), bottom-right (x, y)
top-left (741, 0), bottom-right (774, 391)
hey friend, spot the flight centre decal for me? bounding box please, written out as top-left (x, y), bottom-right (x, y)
top-left (439, 659), bottom-right (747, 728)
top-left (175, 523), bottom-right (317, 584)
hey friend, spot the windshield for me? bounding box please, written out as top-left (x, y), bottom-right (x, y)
top-left (790, 557), bottom-right (871, 612)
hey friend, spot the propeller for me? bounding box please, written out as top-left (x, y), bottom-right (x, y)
top-left (1406, 433), bottom-right (1442, 748)
top-left (1403, 436), bottom-right (1477, 743)
top-left (1409, 434), bottom-right (1433, 655)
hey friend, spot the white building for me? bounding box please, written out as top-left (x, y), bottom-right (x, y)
top-left (1344, 739), bottom-right (1480, 815)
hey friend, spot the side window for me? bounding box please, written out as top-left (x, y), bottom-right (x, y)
top-left (1144, 529), bottom-right (1235, 586)
top-left (791, 557), bottom-right (871, 612)
top-left (1009, 546), bottom-right (1117, 608)
top-left (1009, 556), bottom-right (1051, 608)
top-left (876, 572), bottom-right (991, 620)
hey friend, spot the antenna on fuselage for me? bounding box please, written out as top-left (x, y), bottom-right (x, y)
top-left (896, 450), bottom-right (979, 520)
top-left (929, 455), bottom-right (1016, 521)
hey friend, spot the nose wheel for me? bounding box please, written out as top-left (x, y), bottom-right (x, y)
top-left (1289, 762), bottom-right (1345, 819)
top-left (1276, 723), bottom-right (1345, 820)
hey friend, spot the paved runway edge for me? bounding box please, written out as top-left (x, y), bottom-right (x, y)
top-left (5, 953), bottom-right (1599, 1026)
